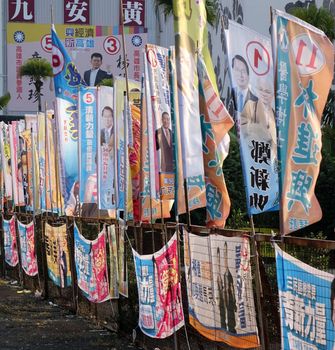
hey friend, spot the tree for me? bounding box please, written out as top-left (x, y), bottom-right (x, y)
top-left (154, 0), bottom-right (218, 26)
top-left (98, 78), bottom-right (113, 87)
top-left (0, 92), bottom-right (11, 111)
top-left (19, 58), bottom-right (53, 112)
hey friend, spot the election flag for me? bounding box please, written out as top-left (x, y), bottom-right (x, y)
top-left (0, 122), bottom-right (12, 200)
top-left (225, 20), bottom-right (279, 216)
top-left (3, 216), bottom-right (19, 267)
top-left (275, 244), bottom-right (335, 349)
top-left (52, 24), bottom-right (85, 215)
top-left (37, 113), bottom-right (47, 211)
top-left (74, 223), bottom-right (109, 303)
top-left (17, 220), bottom-right (38, 276)
top-left (184, 229), bottom-right (259, 348)
top-left (45, 223), bottom-right (72, 288)
top-left (132, 233), bottom-right (184, 338)
top-left (272, 9), bottom-right (334, 234)
top-left (198, 57), bottom-right (234, 227)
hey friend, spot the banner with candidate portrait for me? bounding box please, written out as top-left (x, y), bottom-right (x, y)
top-left (132, 233), bottom-right (184, 338)
top-left (225, 20), bottom-right (279, 216)
top-left (45, 223), bottom-right (72, 288)
top-left (275, 244), bottom-right (335, 349)
top-left (183, 229), bottom-right (259, 348)
top-left (52, 25), bottom-right (83, 216)
top-left (79, 86), bottom-right (97, 206)
top-left (17, 220), bottom-right (38, 276)
top-left (0, 122), bottom-right (13, 200)
top-left (198, 57), bottom-right (234, 228)
top-left (74, 223), bottom-right (109, 303)
top-left (97, 86), bottom-right (115, 211)
top-left (3, 217), bottom-right (19, 267)
top-left (272, 10), bottom-right (334, 235)
top-left (144, 44), bottom-right (174, 201)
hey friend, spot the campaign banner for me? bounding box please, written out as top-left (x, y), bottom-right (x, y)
top-left (9, 122), bottom-right (25, 206)
top-left (74, 223), bottom-right (109, 303)
top-left (198, 57), bottom-right (234, 228)
top-left (272, 9), bottom-right (334, 234)
top-left (0, 122), bottom-right (13, 200)
top-left (107, 224), bottom-right (119, 299)
top-left (37, 113), bottom-right (46, 211)
top-left (118, 222), bottom-right (128, 297)
top-left (3, 217), bottom-right (19, 267)
top-left (183, 229), bottom-right (259, 348)
top-left (97, 86), bottom-right (115, 211)
top-left (225, 20), bottom-right (279, 215)
top-left (275, 244), bottom-right (335, 349)
top-left (79, 86), bottom-right (98, 206)
top-left (132, 233), bottom-right (184, 338)
top-left (45, 223), bottom-right (72, 288)
top-left (17, 220), bottom-right (38, 276)
top-left (7, 23), bottom-right (147, 114)
top-left (145, 44), bottom-right (174, 200)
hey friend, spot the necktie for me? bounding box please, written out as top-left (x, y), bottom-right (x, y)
top-left (237, 91), bottom-right (244, 112)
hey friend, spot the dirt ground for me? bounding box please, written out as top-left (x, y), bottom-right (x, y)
top-left (0, 278), bottom-right (142, 350)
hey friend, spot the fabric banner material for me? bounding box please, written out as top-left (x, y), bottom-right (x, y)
top-left (37, 113), bottom-right (46, 211)
top-left (118, 222), bottom-right (128, 297)
top-left (183, 229), bottom-right (259, 348)
top-left (132, 233), bottom-right (184, 338)
top-left (52, 25), bottom-right (83, 217)
top-left (107, 225), bottom-right (119, 299)
top-left (272, 9), bottom-right (334, 234)
top-left (0, 122), bottom-right (13, 200)
top-left (97, 86), bottom-right (115, 211)
top-left (3, 217), bottom-right (19, 267)
top-left (225, 20), bottom-right (279, 215)
top-left (275, 244), bottom-right (335, 349)
top-left (198, 57), bottom-right (234, 227)
top-left (17, 220), bottom-right (38, 276)
top-left (74, 223), bottom-right (109, 303)
top-left (45, 223), bottom-right (72, 288)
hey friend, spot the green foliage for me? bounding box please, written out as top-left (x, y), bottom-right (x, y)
top-left (288, 5), bottom-right (335, 40)
top-left (226, 208), bottom-right (249, 229)
top-left (98, 78), bottom-right (113, 87)
top-left (0, 92), bottom-right (11, 110)
top-left (154, 0), bottom-right (218, 26)
top-left (322, 90), bottom-right (335, 127)
top-left (19, 58), bottom-right (53, 81)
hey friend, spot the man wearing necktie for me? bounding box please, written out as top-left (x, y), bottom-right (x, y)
top-left (155, 112), bottom-right (173, 173)
top-left (100, 106), bottom-right (114, 148)
top-left (231, 54), bottom-right (258, 113)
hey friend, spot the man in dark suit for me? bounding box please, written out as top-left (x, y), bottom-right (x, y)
top-left (231, 54), bottom-right (258, 113)
top-left (84, 53), bottom-right (111, 86)
top-left (100, 106), bottom-right (114, 147)
top-left (155, 112), bottom-right (173, 173)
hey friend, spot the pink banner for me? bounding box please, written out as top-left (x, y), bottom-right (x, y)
top-left (18, 220), bottom-right (38, 276)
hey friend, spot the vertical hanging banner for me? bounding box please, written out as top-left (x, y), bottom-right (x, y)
top-left (132, 233), bottom-right (184, 338)
top-left (107, 225), bottom-right (119, 299)
top-left (17, 220), bottom-right (38, 276)
top-left (0, 122), bottom-right (13, 200)
top-left (79, 86), bottom-right (97, 207)
top-left (225, 20), bottom-right (279, 215)
top-left (145, 44), bottom-right (174, 200)
top-left (97, 86), bottom-right (115, 211)
top-left (118, 222), bottom-right (128, 297)
top-left (3, 217), bottom-right (19, 267)
top-left (183, 229), bottom-right (259, 348)
top-left (198, 57), bottom-right (234, 228)
top-left (52, 25), bottom-right (84, 216)
top-left (21, 129), bottom-right (34, 211)
top-left (45, 223), bottom-right (72, 288)
top-left (37, 113), bottom-right (46, 211)
top-left (275, 244), bottom-right (335, 349)
top-left (272, 10), bottom-right (334, 234)
top-left (74, 223), bottom-right (109, 303)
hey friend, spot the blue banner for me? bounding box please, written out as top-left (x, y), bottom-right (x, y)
top-left (275, 244), bottom-right (335, 349)
top-left (52, 25), bottom-right (85, 215)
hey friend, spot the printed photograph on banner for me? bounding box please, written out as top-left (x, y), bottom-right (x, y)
top-left (225, 20), bottom-right (279, 215)
top-left (183, 229), bottom-right (259, 348)
top-left (0, 122), bottom-right (13, 201)
top-left (132, 233), bottom-right (184, 338)
top-left (275, 244), bottom-right (335, 349)
top-left (3, 217), bottom-right (19, 267)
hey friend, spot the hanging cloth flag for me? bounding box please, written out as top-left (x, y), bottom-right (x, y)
top-left (17, 219), bottom-right (38, 276)
top-left (132, 233), bottom-right (184, 338)
top-left (52, 25), bottom-right (85, 216)
top-left (0, 122), bottom-right (12, 201)
top-left (3, 216), bottom-right (19, 267)
top-left (225, 20), bottom-right (279, 215)
top-left (275, 243), bottom-right (335, 349)
top-left (74, 223), bottom-right (109, 303)
top-left (272, 9), bottom-right (334, 234)
top-left (45, 222), bottom-right (72, 288)
top-left (107, 224), bottom-right (119, 299)
top-left (198, 56), bottom-right (234, 227)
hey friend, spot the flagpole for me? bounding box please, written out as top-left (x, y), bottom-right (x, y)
top-left (249, 215), bottom-right (267, 349)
